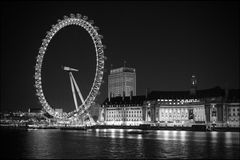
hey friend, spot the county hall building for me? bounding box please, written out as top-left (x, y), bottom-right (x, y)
top-left (100, 67), bottom-right (239, 128)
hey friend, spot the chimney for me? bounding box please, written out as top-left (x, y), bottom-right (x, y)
top-left (224, 85), bottom-right (229, 103)
top-left (145, 88), bottom-right (149, 99)
top-left (109, 92), bottom-right (112, 102)
top-left (122, 91), bottom-right (125, 101)
top-left (130, 90), bottom-right (133, 101)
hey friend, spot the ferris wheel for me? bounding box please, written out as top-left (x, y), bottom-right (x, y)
top-left (34, 13), bottom-right (105, 120)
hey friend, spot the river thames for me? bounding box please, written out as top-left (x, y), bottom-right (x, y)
top-left (1, 128), bottom-right (239, 159)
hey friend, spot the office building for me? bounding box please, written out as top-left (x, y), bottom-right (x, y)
top-left (108, 67), bottom-right (136, 99)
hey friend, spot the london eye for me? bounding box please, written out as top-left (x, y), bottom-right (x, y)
top-left (34, 13), bottom-right (105, 121)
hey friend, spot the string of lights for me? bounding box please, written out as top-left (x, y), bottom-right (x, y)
top-left (34, 13), bottom-right (105, 119)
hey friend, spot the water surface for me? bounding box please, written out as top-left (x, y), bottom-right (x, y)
top-left (1, 129), bottom-right (239, 159)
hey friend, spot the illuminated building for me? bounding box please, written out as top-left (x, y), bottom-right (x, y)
top-left (101, 87), bottom-right (239, 127)
top-left (225, 89), bottom-right (240, 127)
top-left (108, 67), bottom-right (136, 99)
top-left (102, 71), bottom-right (239, 127)
top-left (101, 95), bottom-right (146, 125)
top-left (145, 87), bottom-right (225, 127)
top-left (226, 103), bottom-right (239, 127)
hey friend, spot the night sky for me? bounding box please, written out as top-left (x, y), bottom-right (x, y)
top-left (1, 1), bottom-right (239, 112)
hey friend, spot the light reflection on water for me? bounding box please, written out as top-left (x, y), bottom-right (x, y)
top-left (93, 129), bottom-right (234, 144)
top-left (225, 132), bottom-right (233, 144)
top-left (180, 131), bottom-right (186, 142)
top-left (1, 128), bottom-right (239, 159)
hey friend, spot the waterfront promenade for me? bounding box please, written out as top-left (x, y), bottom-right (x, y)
top-left (1, 124), bottom-right (239, 132)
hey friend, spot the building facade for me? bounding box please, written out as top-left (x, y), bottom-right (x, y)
top-left (148, 101), bottom-right (206, 127)
top-left (144, 87), bottom-right (226, 127)
top-left (225, 89), bottom-right (240, 127)
top-left (108, 67), bottom-right (136, 99)
top-left (102, 72), bottom-right (239, 127)
top-left (101, 87), bottom-right (239, 128)
top-left (100, 96), bottom-right (145, 125)
top-left (226, 103), bottom-right (239, 127)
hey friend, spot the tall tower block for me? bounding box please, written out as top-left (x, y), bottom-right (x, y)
top-left (108, 67), bottom-right (136, 99)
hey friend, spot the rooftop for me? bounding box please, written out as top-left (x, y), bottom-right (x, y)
top-left (147, 86), bottom-right (226, 100)
top-left (102, 87), bottom-right (240, 105)
top-left (226, 89), bottom-right (240, 103)
top-left (103, 95), bottom-right (146, 106)
top-left (110, 67), bottom-right (136, 74)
